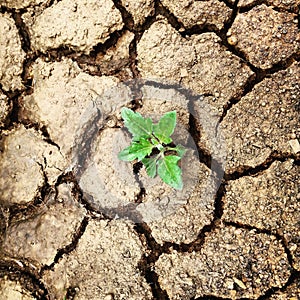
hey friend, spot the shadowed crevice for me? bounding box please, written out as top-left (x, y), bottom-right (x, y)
top-left (5, 93), bottom-right (20, 128)
top-left (239, 0), bottom-right (299, 13)
top-left (133, 162), bottom-right (146, 204)
top-left (188, 113), bottom-right (212, 169)
top-left (7, 181), bottom-right (53, 225)
top-left (0, 262), bottom-right (49, 299)
top-left (177, 181), bottom-right (226, 253)
top-left (111, 0), bottom-right (135, 30)
top-left (224, 152), bottom-right (299, 181)
top-left (41, 216), bottom-right (89, 273)
top-left (224, 221), bottom-right (296, 267)
top-left (54, 171), bottom-right (108, 219)
top-left (156, 0), bottom-right (183, 31)
top-left (193, 295), bottom-right (232, 300)
top-left (173, 0), bottom-right (236, 37)
top-left (257, 271), bottom-right (300, 299)
top-left (219, 0), bottom-right (235, 9)
top-left (128, 33), bottom-right (141, 78)
top-left (10, 9), bottom-right (31, 53)
top-left (89, 29), bottom-right (126, 58)
top-left (187, 100), bottom-right (226, 178)
top-left (219, 53), bottom-right (300, 123)
top-left (134, 222), bottom-right (171, 300)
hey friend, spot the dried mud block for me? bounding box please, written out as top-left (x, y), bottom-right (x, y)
top-left (21, 59), bottom-right (130, 158)
top-left (137, 19), bottom-right (194, 81)
top-left (266, 0), bottom-right (299, 12)
top-left (224, 160), bottom-right (300, 270)
top-left (2, 184), bottom-right (86, 267)
top-left (0, 13), bottom-right (25, 91)
top-left (139, 85), bottom-right (190, 127)
top-left (79, 128), bottom-right (140, 214)
top-left (221, 62), bottom-right (300, 172)
top-left (186, 33), bottom-right (254, 115)
top-left (238, 0), bottom-right (299, 12)
top-left (155, 225), bottom-right (290, 299)
top-left (1, 0), bottom-right (47, 9)
top-left (25, 0), bottom-right (123, 54)
top-left (96, 31), bottom-right (135, 73)
top-left (141, 161), bottom-right (216, 244)
top-left (137, 19), bottom-right (253, 114)
top-left (0, 278), bottom-right (34, 300)
top-left (0, 125), bottom-right (65, 206)
top-left (228, 5), bottom-right (299, 69)
top-left (269, 280), bottom-right (300, 299)
top-left (161, 0), bottom-right (231, 30)
top-left (42, 219), bottom-right (153, 300)
top-left (120, 0), bottom-right (155, 27)
top-left (0, 91), bottom-right (11, 127)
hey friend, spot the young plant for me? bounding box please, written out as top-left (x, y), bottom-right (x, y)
top-left (118, 108), bottom-right (186, 190)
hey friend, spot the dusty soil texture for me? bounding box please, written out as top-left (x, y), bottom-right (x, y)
top-left (0, 0), bottom-right (299, 299)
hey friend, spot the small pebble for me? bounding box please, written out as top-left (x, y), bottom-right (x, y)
top-left (228, 36), bottom-right (238, 46)
top-left (289, 139), bottom-right (300, 154)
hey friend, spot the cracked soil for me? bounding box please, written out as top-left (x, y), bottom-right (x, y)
top-left (0, 0), bottom-right (299, 299)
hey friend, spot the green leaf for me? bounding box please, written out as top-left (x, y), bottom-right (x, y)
top-left (119, 108), bottom-right (185, 189)
top-left (175, 144), bottom-right (186, 158)
top-left (157, 155), bottom-right (183, 190)
top-left (118, 146), bottom-right (138, 161)
top-left (142, 157), bottom-right (157, 178)
top-left (121, 108), bottom-right (153, 140)
top-left (118, 138), bottom-right (154, 161)
top-left (153, 111), bottom-right (176, 144)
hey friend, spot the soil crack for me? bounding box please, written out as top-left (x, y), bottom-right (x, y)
top-left (40, 216), bottom-right (89, 274)
top-left (224, 221), bottom-right (296, 268)
top-left (111, 0), bottom-right (134, 30)
top-left (0, 262), bottom-right (49, 299)
top-left (256, 271), bottom-right (300, 300)
top-left (224, 152), bottom-right (300, 181)
top-left (134, 222), bottom-right (171, 300)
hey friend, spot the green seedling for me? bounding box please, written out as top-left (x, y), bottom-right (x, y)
top-left (118, 108), bottom-right (186, 190)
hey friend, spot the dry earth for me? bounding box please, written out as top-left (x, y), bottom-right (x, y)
top-left (0, 0), bottom-right (299, 299)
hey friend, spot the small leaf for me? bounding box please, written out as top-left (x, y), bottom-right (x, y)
top-left (157, 155), bottom-right (183, 190)
top-left (175, 144), bottom-right (186, 158)
top-left (118, 146), bottom-right (138, 161)
top-left (121, 108), bottom-right (153, 140)
top-left (153, 111), bottom-right (176, 144)
top-left (142, 157), bottom-right (157, 178)
top-left (118, 138), bottom-right (154, 161)
top-left (131, 139), bottom-right (154, 161)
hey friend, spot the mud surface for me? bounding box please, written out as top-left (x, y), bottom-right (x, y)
top-left (0, 0), bottom-right (299, 299)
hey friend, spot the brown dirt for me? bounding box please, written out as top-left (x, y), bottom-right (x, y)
top-left (0, 0), bottom-right (299, 299)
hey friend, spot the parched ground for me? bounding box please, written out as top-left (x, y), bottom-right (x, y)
top-left (0, 0), bottom-right (299, 299)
